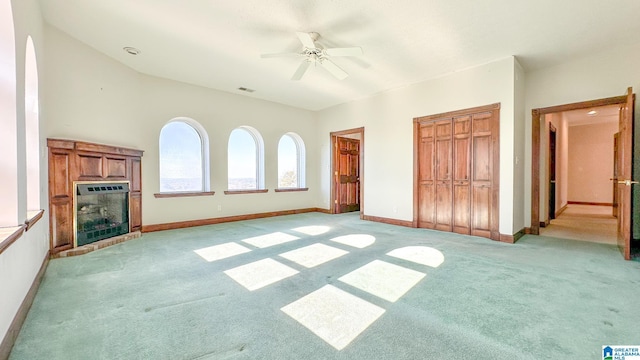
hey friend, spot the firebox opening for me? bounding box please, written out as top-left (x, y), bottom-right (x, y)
top-left (76, 182), bottom-right (130, 247)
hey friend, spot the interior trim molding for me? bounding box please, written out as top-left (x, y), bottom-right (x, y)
top-left (0, 225), bottom-right (26, 256)
top-left (555, 204), bottom-right (568, 218)
top-left (25, 210), bottom-right (45, 231)
top-left (567, 201), bottom-right (613, 206)
top-left (499, 228), bottom-right (526, 244)
top-left (154, 191), bottom-right (215, 198)
top-left (362, 214), bottom-right (414, 228)
top-left (223, 189), bottom-right (269, 195)
top-left (530, 93), bottom-right (629, 236)
top-left (0, 252), bottom-right (49, 360)
top-left (142, 208), bottom-right (323, 232)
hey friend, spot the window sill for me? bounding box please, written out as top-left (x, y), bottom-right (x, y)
top-left (25, 209), bottom-right (45, 231)
top-left (154, 191), bottom-right (216, 198)
top-left (274, 188), bottom-right (309, 192)
top-left (0, 225), bottom-right (27, 255)
top-left (224, 189), bottom-right (269, 195)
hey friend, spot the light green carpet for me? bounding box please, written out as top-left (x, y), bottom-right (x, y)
top-left (9, 212), bottom-right (640, 359)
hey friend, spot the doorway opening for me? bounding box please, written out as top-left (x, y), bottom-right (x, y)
top-left (531, 88), bottom-right (636, 259)
top-left (330, 127), bottom-right (364, 216)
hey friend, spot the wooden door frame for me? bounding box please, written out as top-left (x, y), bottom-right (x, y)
top-left (530, 94), bottom-right (628, 235)
top-left (413, 103), bottom-right (500, 240)
top-left (546, 123), bottom-right (557, 224)
top-left (330, 127), bottom-right (364, 217)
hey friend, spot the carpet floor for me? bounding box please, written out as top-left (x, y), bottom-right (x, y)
top-left (540, 205), bottom-right (617, 245)
top-left (9, 212), bottom-right (640, 359)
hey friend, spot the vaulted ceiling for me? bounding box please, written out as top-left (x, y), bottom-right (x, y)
top-left (38, 0), bottom-right (640, 111)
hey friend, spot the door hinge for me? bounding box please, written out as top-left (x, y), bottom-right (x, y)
top-left (334, 200), bottom-right (338, 204)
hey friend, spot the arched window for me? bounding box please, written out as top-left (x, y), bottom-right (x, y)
top-left (25, 36), bottom-right (40, 211)
top-left (278, 133), bottom-right (306, 188)
top-left (159, 118), bottom-right (210, 192)
top-left (0, 0), bottom-right (17, 226)
top-left (228, 126), bottom-right (264, 190)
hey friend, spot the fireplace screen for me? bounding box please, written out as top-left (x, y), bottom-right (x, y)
top-left (76, 183), bottom-right (130, 246)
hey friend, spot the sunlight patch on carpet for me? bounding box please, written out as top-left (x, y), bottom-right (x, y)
top-left (224, 258), bottom-right (299, 291)
top-left (329, 234), bottom-right (375, 248)
top-left (290, 225), bottom-right (331, 236)
top-left (281, 285), bottom-right (385, 350)
top-left (279, 243), bottom-right (348, 268)
top-left (241, 232), bottom-right (300, 248)
top-left (339, 260), bottom-right (425, 302)
top-left (386, 246), bottom-right (445, 268)
top-left (193, 242), bottom-right (252, 262)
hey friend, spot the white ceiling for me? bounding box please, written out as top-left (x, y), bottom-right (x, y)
top-left (38, 0), bottom-right (640, 111)
top-left (563, 104), bottom-right (620, 127)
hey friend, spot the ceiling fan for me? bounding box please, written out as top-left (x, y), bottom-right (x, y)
top-left (261, 32), bottom-right (363, 81)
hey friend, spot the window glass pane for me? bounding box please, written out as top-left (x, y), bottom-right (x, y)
top-left (278, 135), bottom-right (298, 188)
top-left (228, 129), bottom-right (257, 189)
top-left (159, 122), bottom-right (203, 192)
top-left (25, 36), bottom-right (40, 210)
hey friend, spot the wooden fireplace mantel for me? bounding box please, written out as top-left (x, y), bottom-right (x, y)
top-left (47, 138), bottom-right (144, 254)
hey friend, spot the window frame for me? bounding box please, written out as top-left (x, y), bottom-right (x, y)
top-left (226, 126), bottom-right (265, 193)
top-left (276, 132), bottom-right (307, 191)
top-left (156, 117), bottom-right (212, 197)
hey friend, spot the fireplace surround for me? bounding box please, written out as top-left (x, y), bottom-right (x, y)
top-left (48, 138), bottom-right (143, 255)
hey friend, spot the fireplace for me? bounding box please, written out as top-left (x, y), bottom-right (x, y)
top-left (75, 182), bottom-right (130, 247)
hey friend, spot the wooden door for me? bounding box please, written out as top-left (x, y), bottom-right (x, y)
top-left (414, 103), bottom-right (499, 241)
top-left (616, 88), bottom-right (635, 260)
top-left (452, 116), bottom-right (471, 234)
top-left (335, 137), bottom-right (360, 213)
top-left (470, 111), bottom-right (494, 239)
top-left (417, 123), bottom-right (436, 228)
top-left (549, 125), bottom-right (557, 220)
top-left (434, 120), bottom-right (453, 231)
top-left (612, 132), bottom-right (619, 218)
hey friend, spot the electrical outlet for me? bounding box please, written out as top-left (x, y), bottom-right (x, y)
top-left (217, 205), bottom-right (222, 211)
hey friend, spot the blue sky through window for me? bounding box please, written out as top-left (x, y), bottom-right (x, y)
top-left (159, 122), bottom-right (203, 191)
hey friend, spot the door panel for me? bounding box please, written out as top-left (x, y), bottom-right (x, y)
top-left (612, 132), bottom-right (619, 218)
top-left (617, 88), bottom-right (634, 260)
top-left (473, 136), bottom-right (491, 181)
top-left (418, 124), bottom-right (436, 228)
top-left (335, 137), bottom-right (360, 213)
top-left (472, 184), bottom-right (492, 238)
top-left (435, 120), bottom-right (452, 230)
top-left (453, 116), bottom-right (471, 234)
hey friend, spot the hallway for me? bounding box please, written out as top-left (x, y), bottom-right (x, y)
top-left (540, 204), bottom-right (617, 244)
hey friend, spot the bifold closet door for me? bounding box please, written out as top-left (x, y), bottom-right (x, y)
top-left (470, 111), bottom-right (493, 238)
top-left (417, 122), bottom-right (435, 228)
top-left (434, 120), bottom-right (453, 231)
top-left (452, 116), bottom-right (471, 234)
top-left (415, 103), bottom-right (499, 241)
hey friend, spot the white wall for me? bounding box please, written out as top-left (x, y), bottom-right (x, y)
top-left (43, 26), bottom-right (318, 226)
top-left (525, 42), bottom-right (640, 232)
top-left (513, 59), bottom-right (526, 232)
top-left (568, 121), bottom-right (617, 203)
top-left (316, 57), bottom-right (518, 235)
top-left (1, 0), bottom-right (49, 345)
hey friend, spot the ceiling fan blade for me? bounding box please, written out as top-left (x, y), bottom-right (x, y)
top-left (291, 61), bottom-right (311, 81)
top-left (296, 32), bottom-right (316, 49)
top-left (320, 59), bottom-right (348, 80)
top-left (325, 47), bottom-right (363, 57)
top-left (260, 52), bottom-right (301, 58)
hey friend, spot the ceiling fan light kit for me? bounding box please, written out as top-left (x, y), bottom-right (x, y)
top-left (261, 31), bottom-right (363, 81)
